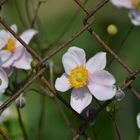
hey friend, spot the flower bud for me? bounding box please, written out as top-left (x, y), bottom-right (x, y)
top-left (31, 59), bottom-right (39, 68)
top-left (107, 24), bottom-right (118, 35)
top-left (82, 106), bottom-right (98, 124)
top-left (115, 88), bottom-right (125, 101)
top-left (15, 96), bottom-right (26, 108)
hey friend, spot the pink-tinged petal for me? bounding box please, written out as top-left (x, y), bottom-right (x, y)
top-left (13, 48), bottom-right (33, 70)
top-left (0, 68), bottom-right (8, 95)
top-left (55, 74), bottom-right (71, 92)
top-left (10, 24), bottom-right (17, 33)
top-left (70, 87), bottom-right (92, 114)
top-left (17, 29), bottom-right (37, 46)
top-left (0, 30), bottom-right (8, 49)
top-left (86, 52), bottom-right (106, 74)
top-left (90, 70), bottom-right (116, 86)
top-left (13, 45), bottom-right (24, 61)
top-left (62, 47), bottom-right (86, 74)
top-left (0, 50), bottom-right (14, 68)
top-left (3, 67), bottom-right (13, 77)
top-left (137, 113), bottom-right (140, 129)
top-left (111, 0), bottom-right (133, 8)
top-left (129, 9), bottom-right (140, 26)
top-left (88, 82), bottom-right (116, 101)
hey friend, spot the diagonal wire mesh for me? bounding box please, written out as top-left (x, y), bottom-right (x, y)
top-left (0, 0), bottom-right (140, 139)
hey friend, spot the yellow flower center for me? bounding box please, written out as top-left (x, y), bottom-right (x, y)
top-left (131, 0), bottom-right (140, 11)
top-left (6, 38), bottom-right (16, 52)
top-left (69, 66), bottom-right (89, 88)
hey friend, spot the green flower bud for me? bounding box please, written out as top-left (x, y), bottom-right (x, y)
top-left (107, 24), bottom-right (118, 35)
top-left (31, 59), bottom-right (39, 68)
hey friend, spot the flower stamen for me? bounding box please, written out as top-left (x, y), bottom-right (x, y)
top-left (6, 38), bottom-right (16, 52)
top-left (69, 66), bottom-right (89, 88)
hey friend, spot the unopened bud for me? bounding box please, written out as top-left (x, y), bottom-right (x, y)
top-left (82, 107), bottom-right (98, 124)
top-left (15, 96), bottom-right (26, 108)
top-left (115, 88), bottom-right (125, 101)
top-left (107, 24), bottom-right (118, 35)
top-left (31, 59), bottom-right (39, 68)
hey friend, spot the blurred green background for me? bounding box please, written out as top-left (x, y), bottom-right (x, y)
top-left (0, 0), bottom-right (140, 139)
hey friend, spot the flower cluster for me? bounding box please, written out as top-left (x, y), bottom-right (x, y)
top-left (55, 47), bottom-right (116, 113)
top-left (0, 24), bottom-right (37, 95)
top-left (111, 0), bottom-right (140, 25)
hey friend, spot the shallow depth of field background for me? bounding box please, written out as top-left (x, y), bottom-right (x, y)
top-left (0, 0), bottom-right (140, 140)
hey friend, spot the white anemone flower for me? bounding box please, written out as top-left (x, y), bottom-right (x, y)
top-left (111, 0), bottom-right (140, 26)
top-left (0, 24), bottom-right (37, 71)
top-left (137, 113), bottom-right (140, 129)
top-left (0, 68), bottom-right (8, 95)
top-left (55, 47), bottom-right (116, 114)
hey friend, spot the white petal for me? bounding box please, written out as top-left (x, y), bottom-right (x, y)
top-left (13, 44), bottom-right (24, 61)
top-left (0, 68), bottom-right (8, 95)
top-left (10, 24), bottom-right (17, 33)
top-left (137, 113), bottom-right (140, 129)
top-left (129, 9), bottom-right (140, 26)
top-left (86, 52), bottom-right (106, 74)
top-left (17, 29), bottom-right (37, 45)
top-left (55, 74), bottom-right (71, 92)
top-left (0, 29), bottom-right (8, 49)
top-left (88, 82), bottom-right (116, 101)
top-left (70, 87), bottom-right (92, 114)
top-left (62, 47), bottom-right (86, 74)
top-left (13, 48), bottom-right (33, 70)
top-left (0, 50), bottom-right (14, 68)
top-left (90, 70), bottom-right (116, 85)
top-left (111, 0), bottom-right (133, 8)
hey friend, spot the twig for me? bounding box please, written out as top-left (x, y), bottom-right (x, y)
top-left (44, 0), bottom-right (89, 51)
top-left (0, 128), bottom-right (11, 140)
top-left (0, 67), bottom-right (46, 114)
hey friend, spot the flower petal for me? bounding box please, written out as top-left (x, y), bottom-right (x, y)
top-left (0, 68), bottom-right (8, 95)
top-left (55, 74), bottom-right (71, 92)
top-left (86, 52), bottom-right (106, 74)
top-left (70, 87), bottom-right (92, 114)
top-left (111, 0), bottom-right (133, 8)
top-left (90, 70), bottom-right (116, 85)
top-left (62, 47), bottom-right (86, 74)
top-left (0, 29), bottom-right (8, 49)
top-left (88, 82), bottom-right (116, 101)
top-left (13, 47), bottom-right (33, 70)
top-left (129, 9), bottom-right (140, 26)
top-left (0, 50), bottom-right (14, 68)
top-left (17, 29), bottom-right (37, 45)
top-left (137, 113), bottom-right (140, 129)
top-left (13, 44), bottom-right (24, 61)
top-left (10, 24), bottom-right (17, 33)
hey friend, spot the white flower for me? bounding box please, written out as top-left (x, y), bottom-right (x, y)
top-left (0, 68), bottom-right (8, 95)
top-left (55, 47), bottom-right (116, 114)
top-left (137, 113), bottom-right (140, 129)
top-left (111, 0), bottom-right (140, 26)
top-left (0, 24), bottom-right (37, 70)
